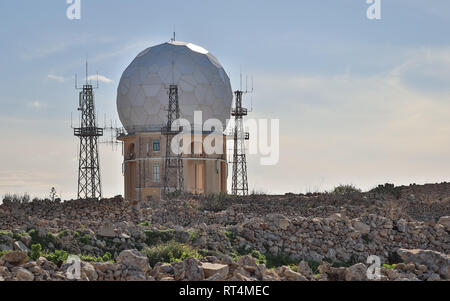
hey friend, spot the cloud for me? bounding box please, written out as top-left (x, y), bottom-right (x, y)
top-left (27, 101), bottom-right (47, 109)
top-left (47, 74), bottom-right (65, 83)
top-left (20, 42), bottom-right (70, 60)
top-left (246, 49), bottom-right (450, 193)
top-left (86, 74), bottom-right (114, 84)
top-left (19, 33), bottom-right (98, 61)
top-left (389, 47), bottom-right (450, 94)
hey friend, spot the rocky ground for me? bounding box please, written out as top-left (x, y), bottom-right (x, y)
top-left (0, 182), bottom-right (449, 281)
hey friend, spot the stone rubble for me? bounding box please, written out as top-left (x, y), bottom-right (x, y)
top-left (0, 182), bottom-right (449, 281)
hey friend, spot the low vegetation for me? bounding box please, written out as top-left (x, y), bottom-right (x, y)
top-left (142, 241), bottom-right (199, 266)
top-left (370, 183), bottom-right (402, 200)
top-left (332, 184), bottom-right (362, 195)
top-left (144, 229), bottom-right (175, 245)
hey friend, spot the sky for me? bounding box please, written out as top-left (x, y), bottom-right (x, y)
top-left (1, 0), bottom-right (450, 198)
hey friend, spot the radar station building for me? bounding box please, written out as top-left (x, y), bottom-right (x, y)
top-left (116, 41), bottom-right (232, 201)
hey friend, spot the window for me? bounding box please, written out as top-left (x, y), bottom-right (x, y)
top-left (153, 140), bottom-right (160, 152)
top-left (153, 164), bottom-right (160, 182)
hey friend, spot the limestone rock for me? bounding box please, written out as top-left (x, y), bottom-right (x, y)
top-left (0, 251), bottom-right (28, 266)
top-left (97, 222), bottom-right (117, 238)
top-left (202, 262), bottom-right (229, 280)
top-left (397, 249), bottom-right (449, 280)
top-left (20, 235), bottom-right (32, 247)
top-left (396, 219), bottom-right (407, 233)
top-left (184, 257), bottom-right (204, 281)
top-left (268, 214), bottom-right (291, 230)
top-left (237, 255), bottom-right (257, 268)
top-left (37, 257), bottom-right (57, 271)
top-left (298, 261), bottom-right (313, 279)
top-left (116, 249), bottom-right (150, 272)
top-left (14, 267), bottom-right (34, 281)
top-left (353, 221), bottom-right (371, 234)
top-left (345, 263), bottom-right (367, 281)
top-left (255, 263), bottom-right (267, 280)
top-left (438, 216), bottom-right (450, 231)
top-left (14, 241), bottom-right (29, 253)
top-left (172, 261), bottom-right (185, 281)
top-left (281, 266), bottom-right (307, 281)
top-left (82, 262), bottom-right (98, 281)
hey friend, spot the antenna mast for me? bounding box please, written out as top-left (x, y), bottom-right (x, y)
top-left (162, 85), bottom-right (184, 197)
top-left (230, 72), bottom-right (252, 196)
top-left (73, 61), bottom-right (104, 200)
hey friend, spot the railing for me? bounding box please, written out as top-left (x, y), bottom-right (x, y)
top-left (74, 127), bottom-right (103, 137)
top-left (231, 107), bottom-right (248, 116)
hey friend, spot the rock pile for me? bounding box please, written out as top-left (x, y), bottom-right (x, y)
top-left (1, 248), bottom-right (448, 281)
top-left (0, 182), bottom-right (449, 281)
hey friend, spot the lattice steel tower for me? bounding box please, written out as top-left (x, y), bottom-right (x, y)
top-left (74, 63), bottom-right (103, 199)
top-left (231, 90), bottom-right (250, 195)
top-left (163, 84), bottom-right (184, 196)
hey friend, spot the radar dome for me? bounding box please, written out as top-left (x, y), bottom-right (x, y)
top-left (117, 41), bottom-right (233, 134)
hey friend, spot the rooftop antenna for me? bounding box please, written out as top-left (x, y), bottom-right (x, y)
top-left (85, 60), bottom-right (88, 85)
top-left (73, 61), bottom-right (103, 200)
top-left (98, 113), bottom-right (125, 152)
top-left (240, 66), bottom-right (243, 91)
top-left (229, 69), bottom-right (254, 196)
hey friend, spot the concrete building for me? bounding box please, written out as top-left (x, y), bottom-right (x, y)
top-left (116, 40), bottom-right (233, 201)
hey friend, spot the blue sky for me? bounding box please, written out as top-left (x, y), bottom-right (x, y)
top-left (1, 0), bottom-right (450, 198)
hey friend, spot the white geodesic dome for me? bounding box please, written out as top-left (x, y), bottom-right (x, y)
top-left (117, 41), bottom-right (233, 134)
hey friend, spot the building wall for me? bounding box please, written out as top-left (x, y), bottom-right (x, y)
top-left (119, 132), bottom-right (228, 201)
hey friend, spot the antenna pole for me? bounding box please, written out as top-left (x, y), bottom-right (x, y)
top-left (230, 69), bottom-right (254, 195)
top-left (74, 62), bottom-right (103, 200)
top-left (85, 60), bottom-right (88, 85)
top-left (163, 84), bottom-right (184, 197)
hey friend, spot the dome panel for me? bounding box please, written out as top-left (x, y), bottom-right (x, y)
top-left (130, 105), bottom-right (148, 124)
top-left (142, 84), bottom-right (162, 97)
top-left (194, 84), bottom-right (209, 102)
top-left (136, 47), bottom-right (151, 58)
top-left (179, 90), bottom-right (197, 106)
top-left (117, 41), bottom-right (233, 133)
top-left (143, 97), bottom-right (161, 115)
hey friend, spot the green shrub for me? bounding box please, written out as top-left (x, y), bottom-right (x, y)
top-left (142, 241), bottom-right (198, 266)
top-left (43, 249), bottom-right (69, 266)
top-left (57, 230), bottom-right (69, 238)
top-left (79, 254), bottom-right (104, 263)
top-left (0, 230), bottom-right (12, 237)
top-left (188, 230), bottom-right (199, 242)
top-left (3, 193), bottom-right (30, 204)
top-left (382, 263), bottom-right (396, 269)
top-left (30, 244), bottom-right (42, 260)
top-left (139, 221), bottom-right (152, 227)
top-left (232, 247), bottom-right (296, 269)
top-left (79, 234), bottom-right (92, 245)
top-left (12, 232), bottom-right (27, 241)
top-left (249, 249), bottom-right (267, 265)
top-left (0, 250), bottom-right (11, 257)
top-left (28, 229), bottom-right (57, 250)
top-left (306, 261), bottom-right (321, 274)
top-left (144, 229), bottom-right (175, 245)
top-left (332, 185), bottom-right (361, 195)
top-left (370, 183), bottom-right (402, 200)
top-left (102, 252), bottom-right (112, 262)
top-left (224, 231), bottom-right (237, 242)
top-left (265, 253), bottom-right (298, 269)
